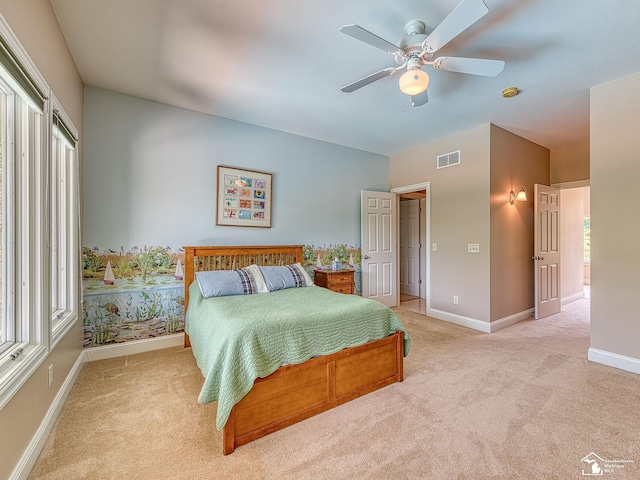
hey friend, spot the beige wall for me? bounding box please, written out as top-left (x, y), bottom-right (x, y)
top-left (391, 124), bottom-right (491, 322)
top-left (489, 125), bottom-right (549, 321)
top-left (560, 187), bottom-right (586, 302)
top-left (0, 2), bottom-right (84, 479)
top-left (550, 140), bottom-right (589, 184)
top-left (590, 71), bottom-right (640, 361)
top-left (0, 0), bottom-right (83, 127)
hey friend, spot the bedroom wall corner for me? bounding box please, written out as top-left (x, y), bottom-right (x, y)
top-left (488, 125), bottom-right (550, 322)
top-left (390, 124), bottom-right (491, 323)
top-left (550, 140), bottom-right (589, 185)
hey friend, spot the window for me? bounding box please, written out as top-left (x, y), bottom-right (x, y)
top-left (50, 104), bottom-right (79, 346)
top-left (0, 18), bottom-right (80, 408)
top-left (0, 87), bottom-right (5, 351)
top-left (584, 216), bottom-right (590, 264)
top-left (0, 67), bottom-right (47, 403)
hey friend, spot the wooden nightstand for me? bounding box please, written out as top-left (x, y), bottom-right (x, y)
top-left (314, 269), bottom-right (355, 294)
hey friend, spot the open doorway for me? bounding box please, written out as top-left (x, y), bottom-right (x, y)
top-left (559, 184), bottom-right (590, 306)
top-left (392, 183), bottom-right (430, 315)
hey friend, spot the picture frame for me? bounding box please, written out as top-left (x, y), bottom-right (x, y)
top-left (216, 165), bottom-right (273, 228)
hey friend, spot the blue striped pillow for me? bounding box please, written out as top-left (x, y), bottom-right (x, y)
top-left (259, 263), bottom-right (314, 292)
top-left (195, 268), bottom-right (258, 298)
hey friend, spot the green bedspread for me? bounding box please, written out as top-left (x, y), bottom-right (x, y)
top-left (186, 283), bottom-right (410, 430)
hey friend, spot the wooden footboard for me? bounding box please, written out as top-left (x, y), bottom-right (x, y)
top-left (223, 330), bottom-right (404, 455)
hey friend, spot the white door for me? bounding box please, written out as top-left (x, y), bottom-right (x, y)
top-left (534, 184), bottom-right (561, 319)
top-left (400, 199), bottom-right (419, 296)
top-left (361, 190), bottom-right (397, 307)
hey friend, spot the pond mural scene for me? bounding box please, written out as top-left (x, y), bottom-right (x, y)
top-left (82, 244), bottom-right (362, 348)
top-left (82, 246), bottom-right (185, 348)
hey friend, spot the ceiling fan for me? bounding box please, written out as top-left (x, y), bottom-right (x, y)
top-left (340, 0), bottom-right (505, 107)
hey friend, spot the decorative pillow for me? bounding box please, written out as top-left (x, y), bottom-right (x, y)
top-left (195, 267), bottom-right (264, 298)
top-left (242, 264), bottom-right (269, 293)
top-left (259, 263), bottom-right (314, 292)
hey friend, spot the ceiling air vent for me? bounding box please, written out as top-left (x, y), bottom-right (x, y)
top-left (437, 150), bottom-right (460, 169)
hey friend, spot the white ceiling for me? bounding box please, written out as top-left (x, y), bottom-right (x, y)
top-left (50, 0), bottom-right (640, 156)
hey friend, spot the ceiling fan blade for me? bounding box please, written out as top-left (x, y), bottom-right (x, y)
top-left (341, 67), bottom-right (396, 93)
top-left (411, 90), bottom-right (429, 107)
top-left (340, 24), bottom-right (400, 54)
top-left (432, 56), bottom-right (505, 76)
top-left (423, 0), bottom-right (489, 53)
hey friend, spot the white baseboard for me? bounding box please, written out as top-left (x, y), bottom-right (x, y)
top-left (588, 348), bottom-right (640, 375)
top-left (428, 308), bottom-right (533, 333)
top-left (489, 309), bottom-right (534, 332)
top-left (84, 333), bottom-right (184, 362)
top-left (429, 309), bottom-right (491, 333)
top-left (562, 291), bottom-right (585, 305)
top-left (10, 350), bottom-right (85, 480)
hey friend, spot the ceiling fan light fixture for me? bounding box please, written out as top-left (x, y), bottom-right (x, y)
top-left (399, 67), bottom-right (429, 96)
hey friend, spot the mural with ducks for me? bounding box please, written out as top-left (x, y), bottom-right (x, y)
top-left (82, 244), bottom-right (362, 348)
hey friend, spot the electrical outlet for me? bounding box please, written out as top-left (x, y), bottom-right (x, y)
top-left (48, 364), bottom-right (53, 387)
top-left (453, 295), bottom-right (459, 305)
top-left (468, 243), bottom-right (480, 253)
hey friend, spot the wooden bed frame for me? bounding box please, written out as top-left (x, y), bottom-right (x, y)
top-left (183, 245), bottom-right (404, 455)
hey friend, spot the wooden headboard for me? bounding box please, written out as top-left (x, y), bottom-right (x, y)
top-left (182, 245), bottom-right (304, 347)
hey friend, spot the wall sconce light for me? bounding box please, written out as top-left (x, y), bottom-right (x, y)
top-left (509, 187), bottom-right (527, 205)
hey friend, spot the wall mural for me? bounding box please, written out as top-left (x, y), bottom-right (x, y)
top-left (82, 244), bottom-right (362, 348)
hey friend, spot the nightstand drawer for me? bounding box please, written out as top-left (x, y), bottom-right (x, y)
top-left (331, 273), bottom-right (353, 284)
top-left (332, 284), bottom-right (354, 294)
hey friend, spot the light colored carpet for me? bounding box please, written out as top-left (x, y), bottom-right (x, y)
top-left (29, 299), bottom-right (640, 479)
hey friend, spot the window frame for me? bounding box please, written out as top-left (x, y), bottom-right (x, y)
top-left (50, 98), bottom-right (79, 348)
top-left (0, 63), bottom-right (49, 408)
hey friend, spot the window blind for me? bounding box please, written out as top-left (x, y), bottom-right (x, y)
top-left (0, 35), bottom-right (47, 110)
top-left (53, 109), bottom-right (78, 147)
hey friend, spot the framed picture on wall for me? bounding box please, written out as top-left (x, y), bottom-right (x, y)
top-left (216, 165), bottom-right (273, 228)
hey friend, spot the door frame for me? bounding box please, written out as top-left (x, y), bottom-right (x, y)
top-left (391, 182), bottom-right (431, 316)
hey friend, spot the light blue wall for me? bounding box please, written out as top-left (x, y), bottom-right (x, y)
top-left (83, 86), bottom-right (390, 249)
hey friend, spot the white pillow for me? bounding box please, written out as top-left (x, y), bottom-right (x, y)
top-left (293, 262), bottom-right (314, 286)
top-left (243, 264), bottom-right (269, 293)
